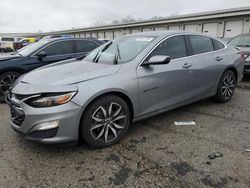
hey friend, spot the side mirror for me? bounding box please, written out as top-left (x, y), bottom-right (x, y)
top-left (143, 55), bottom-right (171, 66)
top-left (36, 51), bottom-right (47, 60)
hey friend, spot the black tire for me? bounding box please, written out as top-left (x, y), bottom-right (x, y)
top-left (214, 70), bottom-right (237, 103)
top-left (80, 95), bottom-right (131, 148)
top-left (0, 72), bottom-right (21, 96)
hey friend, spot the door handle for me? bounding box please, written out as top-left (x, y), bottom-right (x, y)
top-left (216, 56), bottom-right (223, 61)
top-left (182, 63), bottom-right (192, 69)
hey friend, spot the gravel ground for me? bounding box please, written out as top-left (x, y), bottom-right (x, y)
top-left (0, 76), bottom-right (250, 188)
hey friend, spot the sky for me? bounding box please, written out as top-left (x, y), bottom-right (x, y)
top-left (0, 0), bottom-right (250, 33)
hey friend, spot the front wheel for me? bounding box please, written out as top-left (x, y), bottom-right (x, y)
top-left (80, 95), bottom-right (131, 148)
top-left (214, 70), bottom-right (237, 103)
top-left (0, 72), bottom-right (21, 99)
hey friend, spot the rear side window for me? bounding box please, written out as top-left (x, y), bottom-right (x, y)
top-left (149, 35), bottom-right (187, 59)
top-left (75, 40), bottom-right (98, 53)
top-left (189, 35), bottom-right (214, 55)
top-left (213, 39), bottom-right (225, 50)
top-left (43, 40), bottom-right (74, 56)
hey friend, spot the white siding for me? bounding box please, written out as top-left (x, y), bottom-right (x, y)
top-left (243, 18), bottom-right (250, 33)
top-left (85, 33), bottom-right (91, 37)
top-left (224, 20), bottom-right (244, 38)
top-left (203, 23), bottom-right (219, 37)
top-left (91, 32), bottom-right (97, 38)
top-left (142, 27), bottom-right (153, 32)
top-left (80, 33), bottom-right (85, 38)
top-left (131, 28), bottom-right (141, 34)
top-left (104, 31), bottom-right (113, 39)
top-left (154, 26), bottom-right (166, 31)
top-left (168, 25), bottom-right (180, 30)
top-left (97, 31), bottom-right (105, 39)
top-left (114, 30), bottom-right (123, 38)
top-left (184, 24), bottom-right (198, 32)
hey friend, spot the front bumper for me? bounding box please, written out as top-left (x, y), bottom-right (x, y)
top-left (5, 91), bottom-right (82, 144)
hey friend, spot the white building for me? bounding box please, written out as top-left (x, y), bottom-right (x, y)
top-left (2, 6), bottom-right (250, 39)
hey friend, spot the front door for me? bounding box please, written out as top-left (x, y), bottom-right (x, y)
top-left (137, 35), bottom-right (194, 116)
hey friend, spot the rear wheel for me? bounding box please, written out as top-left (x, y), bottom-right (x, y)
top-left (214, 70), bottom-right (237, 102)
top-left (0, 72), bottom-right (21, 96)
top-left (80, 95), bottom-right (130, 148)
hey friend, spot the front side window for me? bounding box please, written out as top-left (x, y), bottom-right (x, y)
top-left (148, 36), bottom-right (187, 60)
top-left (42, 40), bottom-right (74, 56)
top-left (75, 40), bottom-right (98, 53)
top-left (84, 36), bottom-right (155, 65)
top-left (189, 35), bottom-right (214, 55)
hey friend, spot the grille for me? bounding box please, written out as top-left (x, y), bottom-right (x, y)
top-left (28, 128), bottom-right (58, 139)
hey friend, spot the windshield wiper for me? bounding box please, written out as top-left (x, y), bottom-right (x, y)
top-left (94, 42), bottom-right (113, 63)
top-left (113, 44), bottom-right (121, 65)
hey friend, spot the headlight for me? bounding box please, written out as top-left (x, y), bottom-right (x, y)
top-left (25, 92), bottom-right (77, 108)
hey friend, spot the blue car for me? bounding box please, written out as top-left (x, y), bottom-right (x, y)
top-left (0, 37), bottom-right (104, 100)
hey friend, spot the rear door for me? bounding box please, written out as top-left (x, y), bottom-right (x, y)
top-left (186, 35), bottom-right (226, 98)
top-left (28, 40), bottom-right (75, 70)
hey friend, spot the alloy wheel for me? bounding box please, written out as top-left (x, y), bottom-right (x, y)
top-left (0, 74), bottom-right (19, 93)
top-left (90, 102), bottom-right (126, 143)
top-left (221, 73), bottom-right (236, 100)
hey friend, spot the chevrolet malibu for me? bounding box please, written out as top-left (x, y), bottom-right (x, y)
top-left (5, 31), bottom-right (244, 148)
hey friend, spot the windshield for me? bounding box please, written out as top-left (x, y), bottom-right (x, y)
top-left (229, 35), bottom-right (250, 47)
top-left (84, 36), bottom-right (155, 64)
top-left (18, 40), bottom-right (51, 56)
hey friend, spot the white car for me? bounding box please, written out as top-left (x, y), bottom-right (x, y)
top-left (0, 37), bottom-right (18, 52)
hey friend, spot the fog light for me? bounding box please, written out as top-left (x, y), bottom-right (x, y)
top-left (34, 121), bottom-right (59, 131)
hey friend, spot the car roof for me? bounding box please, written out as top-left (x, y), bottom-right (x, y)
top-left (129, 30), bottom-right (215, 38)
top-left (40, 37), bottom-right (104, 44)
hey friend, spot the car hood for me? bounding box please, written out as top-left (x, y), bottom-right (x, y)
top-left (20, 60), bottom-right (120, 86)
top-left (0, 53), bottom-right (21, 62)
top-left (237, 47), bottom-right (250, 56)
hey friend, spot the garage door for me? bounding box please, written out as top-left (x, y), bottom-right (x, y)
top-left (114, 30), bottom-right (123, 38)
top-left (169, 25), bottom-right (180, 30)
top-left (91, 32), bottom-right (97, 38)
top-left (203, 23), bottom-right (218, 37)
top-left (154, 26), bottom-right (166, 31)
top-left (105, 31), bottom-right (113, 39)
top-left (85, 33), bottom-right (91, 38)
top-left (97, 32), bottom-right (105, 39)
top-left (224, 20), bottom-right (244, 38)
top-left (142, 28), bottom-right (153, 32)
top-left (184, 24), bottom-right (198, 32)
top-left (131, 28), bottom-right (141, 34)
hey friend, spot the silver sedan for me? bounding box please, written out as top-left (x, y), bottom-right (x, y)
top-left (5, 31), bottom-right (244, 148)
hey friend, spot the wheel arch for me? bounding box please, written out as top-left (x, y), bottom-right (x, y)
top-left (0, 67), bottom-right (26, 75)
top-left (77, 90), bottom-right (135, 141)
top-left (225, 66), bottom-right (238, 82)
top-left (81, 91), bottom-right (135, 121)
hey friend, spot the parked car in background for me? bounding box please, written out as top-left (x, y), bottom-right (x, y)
top-left (41, 34), bottom-right (72, 40)
top-left (0, 37), bottom-right (18, 52)
top-left (5, 31), bottom-right (244, 148)
top-left (222, 38), bottom-right (232, 43)
top-left (0, 37), bottom-right (104, 100)
top-left (228, 33), bottom-right (250, 74)
top-left (13, 37), bottom-right (37, 50)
